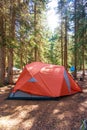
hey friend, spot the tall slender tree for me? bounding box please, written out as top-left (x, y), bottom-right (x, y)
top-left (7, 0), bottom-right (16, 84)
top-left (58, 0), bottom-right (68, 69)
top-left (0, 1), bottom-right (6, 85)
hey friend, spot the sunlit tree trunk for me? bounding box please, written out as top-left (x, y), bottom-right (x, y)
top-left (60, 19), bottom-right (64, 66)
top-left (7, 0), bottom-right (15, 84)
top-left (64, 5), bottom-right (68, 69)
top-left (74, 0), bottom-right (77, 79)
top-left (34, 2), bottom-right (38, 61)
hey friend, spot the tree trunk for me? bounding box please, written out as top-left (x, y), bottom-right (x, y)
top-left (0, 47), bottom-right (6, 85)
top-left (82, 44), bottom-right (85, 76)
top-left (74, 0), bottom-right (77, 79)
top-left (7, 48), bottom-right (13, 84)
top-left (0, 14), bottom-right (6, 86)
top-left (7, 0), bottom-right (15, 84)
top-left (82, 0), bottom-right (85, 79)
top-left (20, 50), bottom-right (23, 69)
top-left (61, 21), bottom-right (64, 66)
top-left (34, 1), bottom-right (39, 61)
top-left (64, 14), bottom-right (68, 69)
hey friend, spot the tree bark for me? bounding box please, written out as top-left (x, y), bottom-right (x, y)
top-left (61, 20), bottom-right (64, 66)
top-left (74, 0), bottom-right (77, 79)
top-left (0, 47), bottom-right (6, 85)
top-left (0, 13), bottom-right (6, 85)
top-left (34, 1), bottom-right (39, 61)
top-left (64, 10), bottom-right (68, 69)
top-left (7, 0), bottom-right (15, 84)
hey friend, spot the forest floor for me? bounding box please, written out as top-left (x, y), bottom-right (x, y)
top-left (0, 72), bottom-right (87, 130)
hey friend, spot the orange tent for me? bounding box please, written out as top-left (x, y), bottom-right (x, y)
top-left (8, 62), bottom-right (82, 99)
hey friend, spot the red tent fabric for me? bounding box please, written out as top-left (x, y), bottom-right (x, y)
top-left (9, 62), bottom-right (82, 99)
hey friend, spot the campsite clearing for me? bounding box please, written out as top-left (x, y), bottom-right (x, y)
top-left (0, 75), bottom-right (87, 130)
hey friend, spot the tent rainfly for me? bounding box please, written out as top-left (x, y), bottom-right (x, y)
top-left (8, 62), bottom-right (82, 99)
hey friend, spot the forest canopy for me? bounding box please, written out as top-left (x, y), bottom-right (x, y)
top-left (0, 0), bottom-right (87, 85)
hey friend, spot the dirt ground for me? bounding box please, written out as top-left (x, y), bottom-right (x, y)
top-left (0, 74), bottom-right (87, 130)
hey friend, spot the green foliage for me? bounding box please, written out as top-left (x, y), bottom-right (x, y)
top-left (0, 0), bottom-right (87, 74)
